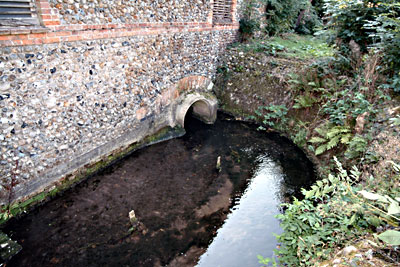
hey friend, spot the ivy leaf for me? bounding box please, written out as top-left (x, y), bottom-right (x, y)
top-left (304, 190), bottom-right (314, 199)
top-left (358, 190), bottom-right (389, 203)
top-left (377, 230), bottom-right (400, 246)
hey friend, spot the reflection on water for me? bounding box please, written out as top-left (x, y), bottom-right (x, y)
top-left (3, 114), bottom-right (314, 267)
top-left (197, 155), bottom-right (284, 267)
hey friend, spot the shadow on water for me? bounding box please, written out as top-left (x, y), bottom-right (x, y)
top-left (2, 111), bottom-right (315, 267)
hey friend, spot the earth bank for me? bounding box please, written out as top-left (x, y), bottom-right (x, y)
top-left (214, 35), bottom-right (400, 266)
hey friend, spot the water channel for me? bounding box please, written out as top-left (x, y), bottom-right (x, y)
top-left (2, 112), bottom-right (315, 266)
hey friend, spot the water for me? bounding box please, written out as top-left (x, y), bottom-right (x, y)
top-left (197, 156), bottom-right (284, 267)
top-left (2, 113), bottom-right (315, 266)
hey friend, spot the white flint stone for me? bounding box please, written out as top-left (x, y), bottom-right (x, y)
top-left (342, 246), bottom-right (358, 256)
top-left (46, 97), bottom-right (57, 108)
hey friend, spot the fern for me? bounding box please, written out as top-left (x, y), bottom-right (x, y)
top-left (344, 135), bottom-right (368, 159)
top-left (309, 124), bottom-right (353, 155)
top-left (293, 93), bottom-right (316, 109)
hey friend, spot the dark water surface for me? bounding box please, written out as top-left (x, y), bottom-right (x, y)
top-left (3, 114), bottom-right (315, 267)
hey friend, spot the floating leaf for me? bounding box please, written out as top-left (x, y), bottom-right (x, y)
top-left (358, 190), bottom-right (389, 203)
top-left (377, 230), bottom-right (400, 246)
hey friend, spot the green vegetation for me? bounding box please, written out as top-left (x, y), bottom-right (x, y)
top-left (309, 124), bottom-right (352, 155)
top-left (257, 53), bottom-right (399, 265)
top-left (254, 104), bottom-right (288, 131)
top-left (259, 159), bottom-right (400, 266)
top-left (323, 0), bottom-right (400, 91)
top-left (232, 34), bottom-right (335, 60)
top-left (234, 0), bottom-right (400, 265)
top-left (239, 0), bottom-right (323, 39)
top-left (268, 35), bottom-right (335, 59)
top-left (260, 0), bottom-right (321, 35)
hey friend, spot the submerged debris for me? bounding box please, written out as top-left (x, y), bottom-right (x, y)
top-left (129, 210), bottom-right (139, 229)
top-left (216, 156), bottom-right (222, 173)
top-left (0, 232), bottom-right (21, 263)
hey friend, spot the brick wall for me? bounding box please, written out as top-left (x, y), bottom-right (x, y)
top-left (0, 0), bottom-right (241, 203)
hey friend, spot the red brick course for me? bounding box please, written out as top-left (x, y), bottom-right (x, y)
top-left (0, 22), bottom-right (239, 47)
top-left (0, 0), bottom-right (239, 47)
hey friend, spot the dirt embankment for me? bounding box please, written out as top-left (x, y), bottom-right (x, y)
top-left (214, 46), bottom-right (400, 175)
top-left (214, 46), bottom-right (400, 266)
top-left (214, 48), bottom-right (321, 168)
top-left (214, 48), bottom-right (305, 117)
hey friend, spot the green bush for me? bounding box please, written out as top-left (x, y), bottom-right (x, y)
top-left (259, 158), bottom-right (400, 266)
top-left (260, 0), bottom-right (320, 35)
top-left (295, 7), bottom-right (322, 35)
top-left (239, 17), bottom-right (260, 36)
top-left (324, 0), bottom-right (388, 51)
top-left (255, 104), bottom-right (288, 131)
top-left (323, 0), bottom-right (400, 92)
top-left (239, 0), bottom-right (261, 41)
top-left (366, 2), bottom-right (400, 91)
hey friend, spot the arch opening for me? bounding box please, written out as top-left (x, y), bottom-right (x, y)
top-left (191, 100), bottom-right (214, 123)
top-left (184, 101), bottom-right (213, 129)
top-left (175, 95), bottom-right (218, 129)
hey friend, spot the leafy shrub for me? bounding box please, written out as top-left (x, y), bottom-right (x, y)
top-left (366, 2), bottom-right (400, 91)
top-left (292, 126), bottom-right (309, 147)
top-left (293, 93), bottom-right (316, 109)
top-left (344, 134), bottom-right (369, 160)
top-left (324, 0), bottom-right (400, 92)
top-left (322, 90), bottom-right (374, 125)
top-left (295, 7), bottom-right (322, 35)
top-left (259, 158), bottom-right (400, 266)
top-left (255, 104), bottom-right (288, 131)
top-left (260, 0), bottom-right (320, 35)
top-left (239, 0), bottom-right (261, 41)
top-left (239, 17), bottom-right (260, 36)
top-left (384, 74), bottom-right (400, 93)
top-left (324, 0), bottom-right (388, 51)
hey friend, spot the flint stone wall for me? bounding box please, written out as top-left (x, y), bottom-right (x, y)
top-left (49, 0), bottom-right (213, 25)
top-left (0, 29), bottom-right (237, 203)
